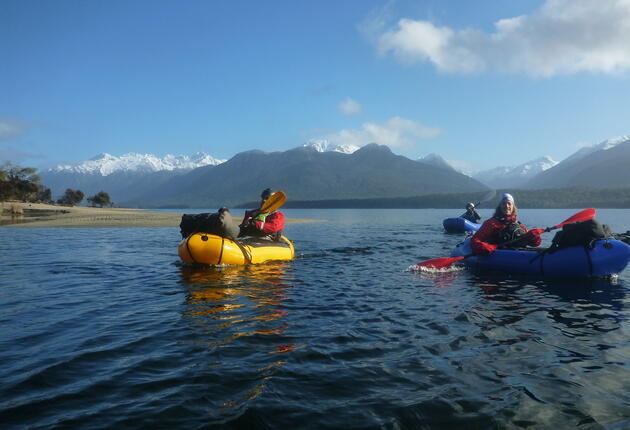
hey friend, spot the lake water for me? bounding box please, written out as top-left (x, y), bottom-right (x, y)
top-left (1, 208), bottom-right (630, 429)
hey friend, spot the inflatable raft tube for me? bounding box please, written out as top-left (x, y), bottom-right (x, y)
top-left (443, 217), bottom-right (481, 233)
top-left (179, 233), bottom-right (295, 265)
top-left (450, 238), bottom-right (630, 277)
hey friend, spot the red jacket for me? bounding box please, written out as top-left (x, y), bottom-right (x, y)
top-left (240, 209), bottom-right (285, 238)
top-left (471, 215), bottom-right (541, 255)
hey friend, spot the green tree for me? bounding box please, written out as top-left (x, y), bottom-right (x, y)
top-left (57, 188), bottom-right (84, 206)
top-left (0, 163), bottom-right (11, 201)
top-left (87, 191), bottom-right (111, 208)
top-left (37, 185), bottom-right (53, 203)
top-left (0, 163), bottom-right (42, 202)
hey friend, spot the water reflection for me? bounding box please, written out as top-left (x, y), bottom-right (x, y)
top-left (472, 273), bottom-right (626, 315)
top-left (180, 263), bottom-right (293, 343)
top-left (178, 263), bottom-right (303, 418)
top-left (466, 274), bottom-right (627, 368)
top-left (0, 209), bottom-right (66, 225)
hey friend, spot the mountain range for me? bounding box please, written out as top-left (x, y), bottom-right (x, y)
top-left (50, 152), bottom-right (225, 175)
top-left (124, 144), bottom-right (488, 208)
top-left (473, 156), bottom-right (558, 188)
top-left (524, 136), bottom-right (630, 189)
top-left (418, 153), bottom-right (459, 172)
top-left (39, 134), bottom-right (630, 208)
top-left (40, 152), bottom-right (225, 205)
top-left (443, 136), bottom-right (628, 190)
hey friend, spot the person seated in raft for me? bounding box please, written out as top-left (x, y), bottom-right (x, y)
top-left (460, 202), bottom-right (481, 223)
top-left (239, 188), bottom-right (285, 241)
top-left (471, 193), bottom-right (543, 254)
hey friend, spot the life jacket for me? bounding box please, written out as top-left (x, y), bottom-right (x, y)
top-left (495, 215), bottom-right (527, 248)
top-left (238, 210), bottom-right (284, 241)
top-left (615, 230), bottom-right (630, 246)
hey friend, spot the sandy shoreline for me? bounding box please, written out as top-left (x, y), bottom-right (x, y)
top-left (1, 202), bottom-right (320, 228)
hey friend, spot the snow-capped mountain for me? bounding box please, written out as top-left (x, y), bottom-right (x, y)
top-left (558, 135), bottom-right (629, 166)
top-left (302, 139), bottom-right (360, 154)
top-left (41, 151), bottom-right (226, 203)
top-left (129, 143), bottom-right (488, 208)
top-left (418, 153), bottom-right (457, 172)
top-left (525, 135), bottom-right (630, 189)
top-left (50, 152), bottom-right (225, 176)
top-left (474, 156), bottom-right (558, 188)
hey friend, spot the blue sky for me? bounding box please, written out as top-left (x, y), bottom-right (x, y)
top-left (2, 0), bottom-right (629, 172)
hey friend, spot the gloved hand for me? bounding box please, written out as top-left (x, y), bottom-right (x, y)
top-left (239, 217), bottom-right (252, 228)
top-left (246, 213), bottom-right (265, 230)
top-left (478, 242), bottom-right (497, 255)
top-left (526, 228), bottom-right (544, 246)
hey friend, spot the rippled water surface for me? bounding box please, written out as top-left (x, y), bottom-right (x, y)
top-left (1, 209), bottom-right (630, 429)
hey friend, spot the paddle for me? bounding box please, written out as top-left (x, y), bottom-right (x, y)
top-left (258, 190), bottom-right (286, 214)
top-left (472, 189), bottom-right (497, 208)
top-left (236, 191), bottom-right (288, 263)
top-left (245, 190), bottom-right (287, 221)
top-left (542, 207), bottom-right (595, 232)
top-left (416, 208), bottom-right (596, 270)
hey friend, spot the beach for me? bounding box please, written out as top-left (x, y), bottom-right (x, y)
top-left (0, 202), bottom-right (318, 227)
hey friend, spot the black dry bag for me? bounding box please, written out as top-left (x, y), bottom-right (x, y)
top-left (549, 219), bottom-right (612, 252)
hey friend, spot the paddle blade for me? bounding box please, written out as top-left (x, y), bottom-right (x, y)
top-left (260, 191), bottom-right (287, 214)
top-left (416, 256), bottom-right (465, 270)
top-left (551, 208), bottom-right (595, 230)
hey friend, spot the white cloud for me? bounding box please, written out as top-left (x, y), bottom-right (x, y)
top-left (338, 97), bottom-right (363, 115)
top-left (0, 146), bottom-right (43, 163)
top-left (321, 117), bottom-right (442, 149)
top-left (375, 0), bottom-right (630, 77)
top-left (0, 119), bottom-right (25, 141)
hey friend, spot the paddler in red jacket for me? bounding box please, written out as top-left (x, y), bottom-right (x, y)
top-left (239, 188), bottom-right (285, 241)
top-left (471, 193), bottom-right (543, 255)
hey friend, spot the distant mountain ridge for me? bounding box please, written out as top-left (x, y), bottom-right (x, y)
top-left (125, 143), bottom-right (489, 208)
top-left (418, 153), bottom-right (458, 172)
top-left (41, 151), bottom-right (226, 202)
top-left (474, 156), bottom-right (557, 188)
top-left (37, 134), bottom-right (629, 208)
top-left (525, 135), bottom-right (630, 189)
top-left (302, 139), bottom-right (360, 154)
top-left (558, 135), bottom-right (629, 167)
top-left (50, 152), bottom-right (225, 176)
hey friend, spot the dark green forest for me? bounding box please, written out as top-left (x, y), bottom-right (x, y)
top-left (280, 187), bottom-right (630, 209)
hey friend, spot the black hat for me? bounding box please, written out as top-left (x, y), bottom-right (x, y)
top-left (261, 188), bottom-right (273, 200)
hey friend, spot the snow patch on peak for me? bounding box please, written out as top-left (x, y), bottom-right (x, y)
top-left (602, 135), bottom-right (630, 147)
top-left (566, 135), bottom-right (630, 164)
top-left (303, 139), bottom-right (359, 154)
top-left (474, 156), bottom-right (558, 188)
top-left (50, 152), bottom-right (226, 176)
